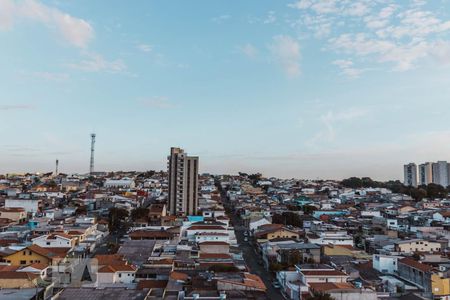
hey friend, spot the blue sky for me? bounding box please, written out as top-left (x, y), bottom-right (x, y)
top-left (1, 0), bottom-right (450, 180)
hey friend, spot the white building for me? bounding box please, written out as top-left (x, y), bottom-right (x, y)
top-left (5, 198), bottom-right (41, 215)
top-left (97, 264), bottom-right (136, 285)
top-left (32, 233), bottom-right (75, 249)
top-left (419, 162), bottom-right (433, 186)
top-left (403, 163), bottom-right (417, 187)
top-left (372, 254), bottom-right (399, 274)
top-left (104, 178), bottom-right (136, 189)
top-left (432, 161), bottom-right (450, 187)
top-left (307, 231), bottom-right (354, 246)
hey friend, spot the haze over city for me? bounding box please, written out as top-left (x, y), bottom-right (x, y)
top-left (2, 0), bottom-right (450, 180)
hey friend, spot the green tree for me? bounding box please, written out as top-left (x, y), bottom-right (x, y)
top-left (75, 206), bottom-right (87, 216)
top-left (108, 207), bottom-right (129, 232)
top-left (130, 207), bottom-right (149, 221)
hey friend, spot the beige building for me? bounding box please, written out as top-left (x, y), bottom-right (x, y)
top-left (394, 239), bottom-right (441, 254)
top-left (167, 147), bottom-right (199, 216)
top-left (0, 207), bottom-right (27, 223)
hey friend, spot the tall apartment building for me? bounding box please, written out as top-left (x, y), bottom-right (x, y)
top-left (167, 147), bottom-right (199, 216)
top-left (419, 162), bottom-right (433, 185)
top-left (403, 163), bottom-right (418, 187)
top-left (432, 161), bottom-right (449, 188)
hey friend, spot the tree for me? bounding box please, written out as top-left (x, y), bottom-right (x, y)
top-left (410, 188), bottom-right (427, 201)
top-left (75, 206), bottom-right (87, 216)
top-left (426, 183), bottom-right (447, 199)
top-left (130, 207), bottom-right (149, 221)
top-left (269, 262), bottom-right (284, 272)
top-left (306, 292), bottom-right (335, 300)
top-left (208, 264), bottom-right (239, 272)
top-left (288, 250), bottom-right (302, 266)
top-left (108, 207), bottom-right (129, 232)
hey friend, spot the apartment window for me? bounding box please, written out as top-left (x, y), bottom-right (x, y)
top-left (20, 260), bottom-right (26, 265)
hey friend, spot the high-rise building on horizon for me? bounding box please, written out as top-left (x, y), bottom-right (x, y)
top-left (418, 162), bottom-right (433, 186)
top-left (432, 161), bottom-right (449, 188)
top-left (403, 163), bottom-right (417, 187)
top-left (167, 147), bottom-right (199, 216)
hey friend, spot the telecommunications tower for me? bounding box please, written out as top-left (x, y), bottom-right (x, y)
top-left (90, 133), bottom-right (96, 174)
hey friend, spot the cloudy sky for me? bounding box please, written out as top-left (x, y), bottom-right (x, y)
top-left (1, 0), bottom-right (450, 180)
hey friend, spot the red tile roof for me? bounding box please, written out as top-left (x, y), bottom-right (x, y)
top-left (399, 258), bottom-right (433, 272)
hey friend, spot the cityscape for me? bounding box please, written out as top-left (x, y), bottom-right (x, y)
top-left (1, 1), bottom-right (450, 300)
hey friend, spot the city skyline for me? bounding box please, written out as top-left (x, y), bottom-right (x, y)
top-left (2, 0), bottom-right (450, 180)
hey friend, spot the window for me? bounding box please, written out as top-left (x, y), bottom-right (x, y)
top-left (20, 260), bottom-right (26, 265)
top-left (29, 251), bottom-right (32, 255)
top-left (46, 242), bottom-right (51, 245)
top-left (119, 274), bottom-right (122, 278)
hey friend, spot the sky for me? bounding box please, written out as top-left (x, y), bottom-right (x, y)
top-left (1, 0), bottom-right (450, 180)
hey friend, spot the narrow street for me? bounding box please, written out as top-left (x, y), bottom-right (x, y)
top-left (221, 190), bottom-right (284, 300)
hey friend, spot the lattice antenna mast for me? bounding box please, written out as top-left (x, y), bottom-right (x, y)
top-left (90, 133), bottom-right (96, 174)
top-left (55, 159), bottom-right (59, 176)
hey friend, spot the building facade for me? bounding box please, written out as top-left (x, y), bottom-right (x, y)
top-left (403, 163), bottom-right (418, 187)
top-left (167, 147), bottom-right (199, 216)
top-left (432, 161), bottom-right (449, 187)
top-left (419, 162), bottom-right (433, 186)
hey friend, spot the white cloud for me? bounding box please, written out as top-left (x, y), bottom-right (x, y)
top-left (0, 0), bottom-right (94, 48)
top-left (0, 104), bottom-right (35, 111)
top-left (137, 44), bottom-right (152, 52)
top-left (212, 14), bottom-right (231, 24)
top-left (269, 35), bottom-right (301, 77)
top-left (309, 107), bottom-right (369, 144)
top-left (67, 52), bottom-right (126, 73)
top-left (20, 71), bottom-right (69, 81)
top-left (288, 0), bottom-right (450, 73)
top-left (238, 43), bottom-right (258, 59)
top-left (263, 11), bottom-right (276, 24)
top-left (332, 59), bottom-right (363, 78)
top-left (140, 97), bottom-right (177, 109)
top-left (345, 2), bottom-right (370, 17)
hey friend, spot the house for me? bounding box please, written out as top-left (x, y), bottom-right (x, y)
top-left (2, 244), bottom-right (67, 266)
top-left (129, 230), bottom-right (174, 241)
top-left (148, 203), bottom-right (167, 223)
top-left (308, 282), bottom-right (377, 300)
top-left (0, 271), bottom-right (39, 288)
top-left (431, 273), bottom-right (450, 299)
top-left (216, 273), bottom-right (266, 292)
top-left (276, 243), bottom-right (321, 265)
top-left (372, 254), bottom-right (400, 274)
top-left (394, 239), bottom-right (441, 254)
top-left (433, 211), bottom-right (450, 223)
top-left (248, 216), bottom-right (272, 232)
top-left (32, 233), bottom-right (77, 249)
top-left (17, 262), bottom-right (49, 279)
top-left (104, 178), bottom-right (135, 189)
top-left (198, 241), bottom-right (230, 254)
top-left (5, 198), bottom-right (41, 215)
top-left (254, 224), bottom-right (300, 242)
top-left (0, 207), bottom-right (27, 223)
top-left (297, 265), bottom-right (350, 284)
top-left (307, 231), bottom-right (354, 246)
top-left (397, 257), bottom-right (433, 293)
top-left (97, 263), bottom-right (137, 285)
